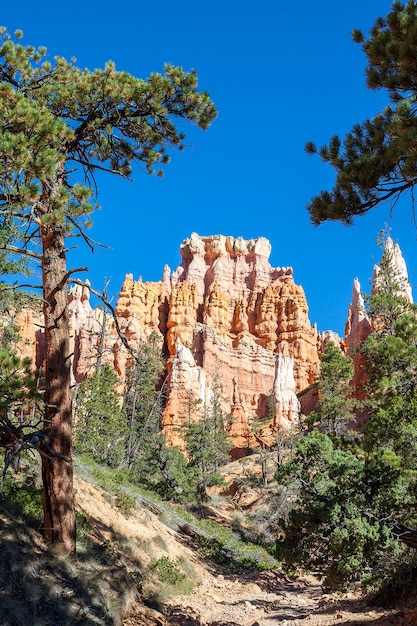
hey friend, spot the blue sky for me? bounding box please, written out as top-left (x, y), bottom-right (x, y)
top-left (2, 0), bottom-right (415, 336)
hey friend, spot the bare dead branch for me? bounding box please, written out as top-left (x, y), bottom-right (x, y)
top-left (0, 244), bottom-right (42, 260)
top-left (69, 277), bottom-right (141, 363)
top-left (66, 215), bottom-right (113, 252)
top-left (56, 267), bottom-right (88, 291)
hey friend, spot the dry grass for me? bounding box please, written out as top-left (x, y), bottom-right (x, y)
top-left (0, 464), bottom-right (205, 626)
top-left (0, 500), bottom-right (135, 625)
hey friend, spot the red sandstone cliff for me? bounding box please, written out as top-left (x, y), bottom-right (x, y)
top-left (13, 234), bottom-right (324, 453)
top-left (12, 234), bottom-right (414, 455)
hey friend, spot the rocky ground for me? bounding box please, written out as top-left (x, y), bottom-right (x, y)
top-left (2, 463), bottom-right (417, 626)
top-left (63, 465), bottom-right (417, 626)
top-left (127, 569), bottom-right (417, 626)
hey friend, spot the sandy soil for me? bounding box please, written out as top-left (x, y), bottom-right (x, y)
top-left (166, 571), bottom-right (417, 626)
top-left (74, 478), bottom-right (417, 626)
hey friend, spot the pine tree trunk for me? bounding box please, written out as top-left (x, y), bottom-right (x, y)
top-left (41, 225), bottom-right (76, 555)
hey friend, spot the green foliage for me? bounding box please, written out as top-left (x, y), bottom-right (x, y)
top-left (74, 365), bottom-right (126, 467)
top-left (147, 556), bottom-right (187, 585)
top-left (0, 349), bottom-right (40, 418)
top-left (184, 412), bottom-right (230, 502)
top-left (277, 235), bottom-right (417, 590)
top-left (90, 466), bottom-right (127, 492)
top-left (129, 432), bottom-right (195, 502)
top-left (0, 25), bottom-right (216, 552)
top-left (266, 392), bottom-right (275, 421)
top-left (305, 1), bottom-right (417, 224)
top-left (128, 367), bottom-right (230, 504)
top-left (144, 556), bottom-right (193, 602)
top-left (364, 231), bottom-right (414, 337)
top-left (307, 340), bottom-right (356, 436)
top-left (276, 431), bottom-right (408, 590)
top-left (74, 334), bottom-right (183, 503)
top-left (120, 335), bottom-right (196, 501)
top-left (0, 27), bottom-right (217, 232)
top-left (123, 333), bottom-right (165, 468)
top-left (181, 378), bottom-right (231, 502)
top-left (115, 491), bottom-right (136, 517)
top-left (0, 284), bottom-right (43, 498)
top-left (2, 471), bottom-right (42, 520)
top-left (0, 221), bottom-right (31, 352)
top-left (0, 217), bottom-right (30, 279)
top-left (359, 235), bottom-right (417, 470)
top-left (196, 518), bottom-right (279, 574)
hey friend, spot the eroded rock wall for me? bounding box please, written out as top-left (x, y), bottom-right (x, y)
top-left (15, 233), bottom-right (322, 453)
top-left (108, 234), bottom-right (320, 447)
top-left (16, 233), bottom-right (414, 454)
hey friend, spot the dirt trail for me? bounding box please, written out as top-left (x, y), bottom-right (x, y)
top-left (74, 476), bottom-right (417, 626)
top-left (166, 570), bottom-right (416, 626)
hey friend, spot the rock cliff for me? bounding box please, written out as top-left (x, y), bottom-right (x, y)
top-left (344, 236), bottom-right (413, 408)
top-left (345, 236), bottom-right (413, 353)
top-left (63, 234), bottom-right (321, 452)
top-left (11, 233), bottom-right (414, 456)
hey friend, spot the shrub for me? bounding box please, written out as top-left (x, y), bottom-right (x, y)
top-left (115, 491), bottom-right (136, 517)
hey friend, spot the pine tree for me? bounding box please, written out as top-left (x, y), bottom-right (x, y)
top-left (276, 235), bottom-right (417, 590)
top-left (0, 220), bottom-right (43, 486)
top-left (74, 365), bottom-right (126, 467)
top-left (305, 1), bottom-right (417, 224)
top-left (276, 430), bottom-right (408, 591)
top-left (130, 432), bottom-right (193, 501)
top-left (183, 378), bottom-right (230, 502)
top-left (0, 28), bottom-right (216, 553)
top-left (0, 212), bottom-right (32, 351)
top-left (307, 340), bottom-right (356, 437)
top-left (123, 333), bottom-right (164, 469)
top-left (360, 235), bottom-right (417, 470)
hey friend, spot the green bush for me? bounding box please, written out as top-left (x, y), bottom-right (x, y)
top-left (3, 473), bottom-right (42, 520)
top-left (196, 518), bottom-right (279, 573)
top-left (147, 556), bottom-right (187, 585)
top-left (115, 491), bottom-right (136, 517)
top-left (144, 556), bottom-right (192, 602)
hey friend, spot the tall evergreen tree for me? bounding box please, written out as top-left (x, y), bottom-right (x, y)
top-left (74, 365), bottom-right (126, 467)
top-left (0, 27), bottom-right (216, 553)
top-left (307, 340), bottom-right (356, 437)
top-left (360, 235), bottom-right (417, 470)
top-left (276, 235), bottom-right (417, 590)
top-left (183, 379), bottom-right (230, 502)
top-left (305, 1), bottom-right (417, 224)
top-left (123, 333), bottom-right (164, 469)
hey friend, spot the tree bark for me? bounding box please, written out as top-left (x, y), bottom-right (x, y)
top-left (41, 224), bottom-right (76, 555)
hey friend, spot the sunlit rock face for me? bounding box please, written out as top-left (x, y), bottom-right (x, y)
top-left (67, 281), bottom-right (103, 383)
top-left (345, 237), bottom-right (413, 407)
top-left (345, 237), bottom-right (413, 354)
top-left (12, 306), bottom-right (44, 368)
top-left (107, 233), bottom-right (320, 450)
top-left (373, 237), bottom-right (413, 303)
top-left (344, 278), bottom-right (372, 401)
top-left (15, 233), bottom-right (321, 454)
top-left (16, 233), bottom-right (415, 453)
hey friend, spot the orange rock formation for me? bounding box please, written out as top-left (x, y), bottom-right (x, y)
top-left (14, 234), bottom-right (323, 455)
top-left (14, 233), bottom-right (414, 457)
top-left (109, 234), bottom-right (321, 449)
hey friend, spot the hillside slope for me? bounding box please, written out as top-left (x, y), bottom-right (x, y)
top-left (2, 460), bottom-right (417, 625)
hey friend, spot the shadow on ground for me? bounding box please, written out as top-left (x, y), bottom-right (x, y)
top-left (0, 499), bottom-right (136, 626)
